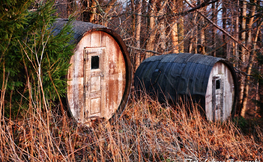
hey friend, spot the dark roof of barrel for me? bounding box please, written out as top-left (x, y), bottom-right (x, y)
top-left (134, 53), bottom-right (233, 101)
top-left (52, 18), bottom-right (107, 44)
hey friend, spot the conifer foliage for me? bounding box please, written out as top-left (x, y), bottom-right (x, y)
top-left (0, 0), bottom-right (75, 117)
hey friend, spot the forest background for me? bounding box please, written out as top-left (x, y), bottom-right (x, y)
top-left (59, 0), bottom-right (263, 118)
top-left (0, 0), bottom-right (263, 161)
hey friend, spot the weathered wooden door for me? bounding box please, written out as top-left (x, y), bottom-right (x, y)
top-left (212, 75), bottom-right (224, 121)
top-left (84, 47), bottom-right (105, 120)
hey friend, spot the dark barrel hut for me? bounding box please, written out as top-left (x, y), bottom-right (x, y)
top-left (53, 18), bottom-right (132, 125)
top-left (134, 53), bottom-right (238, 122)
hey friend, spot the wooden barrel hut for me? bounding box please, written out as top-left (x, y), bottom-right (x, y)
top-left (134, 53), bottom-right (238, 122)
top-left (53, 18), bottom-right (132, 125)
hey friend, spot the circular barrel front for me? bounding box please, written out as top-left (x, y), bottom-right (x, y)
top-left (205, 62), bottom-right (236, 121)
top-left (58, 20), bottom-right (132, 125)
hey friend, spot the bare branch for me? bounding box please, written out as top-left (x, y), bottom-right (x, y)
top-left (127, 45), bottom-right (162, 55)
top-left (185, 0), bottom-right (249, 51)
top-left (181, 0), bottom-right (219, 16)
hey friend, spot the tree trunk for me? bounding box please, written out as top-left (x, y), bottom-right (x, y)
top-left (241, 0), bottom-right (247, 63)
top-left (135, 0), bottom-right (142, 70)
top-left (178, 0), bottom-right (184, 53)
top-left (131, 0), bottom-right (136, 66)
top-left (146, 0), bottom-right (157, 58)
top-left (131, 0), bottom-right (135, 35)
top-left (198, 0), bottom-right (206, 55)
top-left (239, 0), bottom-right (247, 115)
top-left (171, 21), bottom-right (179, 53)
top-left (170, 0), bottom-right (179, 53)
top-left (247, 0), bottom-right (256, 48)
top-left (193, 13), bottom-right (198, 54)
top-left (222, 0), bottom-right (227, 58)
top-left (256, 0), bottom-right (263, 117)
top-left (233, 0), bottom-right (240, 67)
top-left (200, 20), bottom-right (206, 54)
top-left (222, 0), bottom-right (228, 59)
top-left (188, 9), bottom-right (197, 53)
top-left (89, 0), bottom-right (96, 23)
top-left (212, 1), bottom-right (218, 57)
top-left (241, 0), bottom-right (258, 117)
top-left (159, 2), bottom-right (166, 52)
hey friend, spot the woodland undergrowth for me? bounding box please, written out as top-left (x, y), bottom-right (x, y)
top-left (0, 90), bottom-right (262, 161)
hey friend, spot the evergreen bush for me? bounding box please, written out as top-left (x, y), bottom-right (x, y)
top-left (0, 0), bottom-right (75, 118)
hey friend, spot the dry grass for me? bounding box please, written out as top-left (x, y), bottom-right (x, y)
top-left (0, 90), bottom-right (262, 161)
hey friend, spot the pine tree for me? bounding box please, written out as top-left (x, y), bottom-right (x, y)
top-left (0, 0), bottom-right (75, 118)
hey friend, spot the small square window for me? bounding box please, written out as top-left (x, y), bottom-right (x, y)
top-left (91, 56), bottom-right (99, 69)
top-left (216, 79), bottom-right (220, 89)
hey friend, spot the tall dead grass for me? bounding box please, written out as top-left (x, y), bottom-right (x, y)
top-left (0, 89), bottom-right (262, 161)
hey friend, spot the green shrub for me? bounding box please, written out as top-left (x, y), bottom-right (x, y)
top-left (0, 0), bottom-right (75, 118)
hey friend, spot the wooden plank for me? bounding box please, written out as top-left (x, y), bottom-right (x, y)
top-left (101, 32), bottom-right (106, 47)
top-left (91, 31), bottom-right (101, 47)
top-left (78, 79), bottom-right (84, 122)
top-left (106, 33), bottom-right (117, 118)
top-left (67, 56), bottom-right (75, 80)
top-left (100, 49), bottom-right (106, 118)
top-left (67, 82), bottom-right (74, 114)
